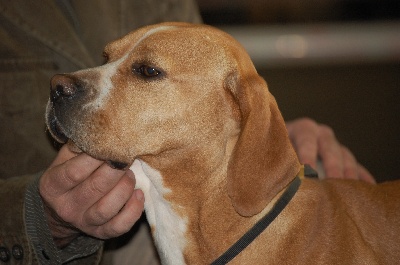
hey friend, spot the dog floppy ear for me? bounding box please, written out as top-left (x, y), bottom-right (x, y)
top-left (225, 71), bottom-right (300, 217)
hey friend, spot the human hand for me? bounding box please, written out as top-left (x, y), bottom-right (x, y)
top-left (39, 145), bottom-right (144, 248)
top-left (286, 118), bottom-right (375, 183)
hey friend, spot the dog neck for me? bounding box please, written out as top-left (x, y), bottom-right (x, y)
top-left (132, 135), bottom-right (277, 264)
top-left (131, 159), bottom-right (188, 264)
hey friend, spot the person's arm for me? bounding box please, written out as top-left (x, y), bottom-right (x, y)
top-left (24, 145), bottom-right (144, 265)
top-left (286, 118), bottom-right (375, 183)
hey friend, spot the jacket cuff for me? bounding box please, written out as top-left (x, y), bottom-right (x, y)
top-left (25, 172), bottom-right (103, 264)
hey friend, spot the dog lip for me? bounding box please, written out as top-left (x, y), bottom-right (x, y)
top-left (107, 160), bottom-right (129, 170)
top-left (48, 114), bottom-right (69, 144)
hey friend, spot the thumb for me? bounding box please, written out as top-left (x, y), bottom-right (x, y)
top-left (50, 144), bottom-right (80, 167)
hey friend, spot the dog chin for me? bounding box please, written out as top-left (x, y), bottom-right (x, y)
top-left (71, 141), bottom-right (128, 169)
top-left (67, 139), bottom-right (129, 170)
top-left (66, 140), bottom-right (83, 154)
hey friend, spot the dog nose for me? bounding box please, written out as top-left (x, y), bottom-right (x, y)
top-left (50, 74), bottom-right (78, 102)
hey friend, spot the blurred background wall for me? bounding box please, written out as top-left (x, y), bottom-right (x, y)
top-left (196, 0), bottom-right (400, 182)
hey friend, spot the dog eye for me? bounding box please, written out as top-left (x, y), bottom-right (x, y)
top-left (133, 65), bottom-right (161, 78)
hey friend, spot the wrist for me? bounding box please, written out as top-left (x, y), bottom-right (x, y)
top-left (43, 203), bottom-right (81, 248)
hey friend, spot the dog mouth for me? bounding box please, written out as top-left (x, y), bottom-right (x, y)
top-left (47, 111), bottom-right (69, 144)
top-left (47, 108), bottom-right (129, 170)
top-left (106, 161), bottom-right (129, 170)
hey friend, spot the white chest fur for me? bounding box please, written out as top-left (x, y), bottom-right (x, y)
top-left (131, 160), bottom-right (187, 265)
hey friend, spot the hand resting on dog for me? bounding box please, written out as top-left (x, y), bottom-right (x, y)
top-left (287, 118), bottom-right (375, 183)
top-left (39, 145), bottom-right (144, 248)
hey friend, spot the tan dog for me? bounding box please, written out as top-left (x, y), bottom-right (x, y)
top-left (46, 22), bottom-right (400, 264)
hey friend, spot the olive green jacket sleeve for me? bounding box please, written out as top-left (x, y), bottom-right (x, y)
top-left (25, 173), bottom-right (104, 265)
top-left (0, 174), bottom-right (104, 265)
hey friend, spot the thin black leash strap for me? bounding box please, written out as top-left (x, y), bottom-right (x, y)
top-left (210, 176), bottom-right (301, 265)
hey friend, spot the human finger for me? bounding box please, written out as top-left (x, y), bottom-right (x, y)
top-left (40, 152), bottom-right (104, 198)
top-left (317, 125), bottom-right (344, 179)
top-left (286, 118), bottom-right (319, 169)
top-left (49, 163), bottom-right (129, 228)
top-left (65, 162), bottom-right (128, 209)
top-left (90, 189), bottom-right (145, 239)
top-left (357, 164), bottom-right (376, 184)
top-left (83, 170), bottom-right (137, 226)
top-left (340, 146), bottom-right (359, 180)
top-left (49, 144), bottom-right (80, 167)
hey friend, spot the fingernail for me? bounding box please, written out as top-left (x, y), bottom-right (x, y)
top-left (135, 189), bottom-right (144, 201)
top-left (126, 169), bottom-right (135, 179)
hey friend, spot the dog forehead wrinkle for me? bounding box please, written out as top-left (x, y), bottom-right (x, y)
top-left (133, 25), bottom-right (177, 50)
top-left (145, 31), bottom-right (229, 70)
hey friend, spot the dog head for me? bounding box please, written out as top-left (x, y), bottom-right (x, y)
top-left (46, 22), bottom-right (300, 216)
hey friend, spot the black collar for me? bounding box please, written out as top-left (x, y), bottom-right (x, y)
top-left (211, 176), bottom-right (301, 265)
